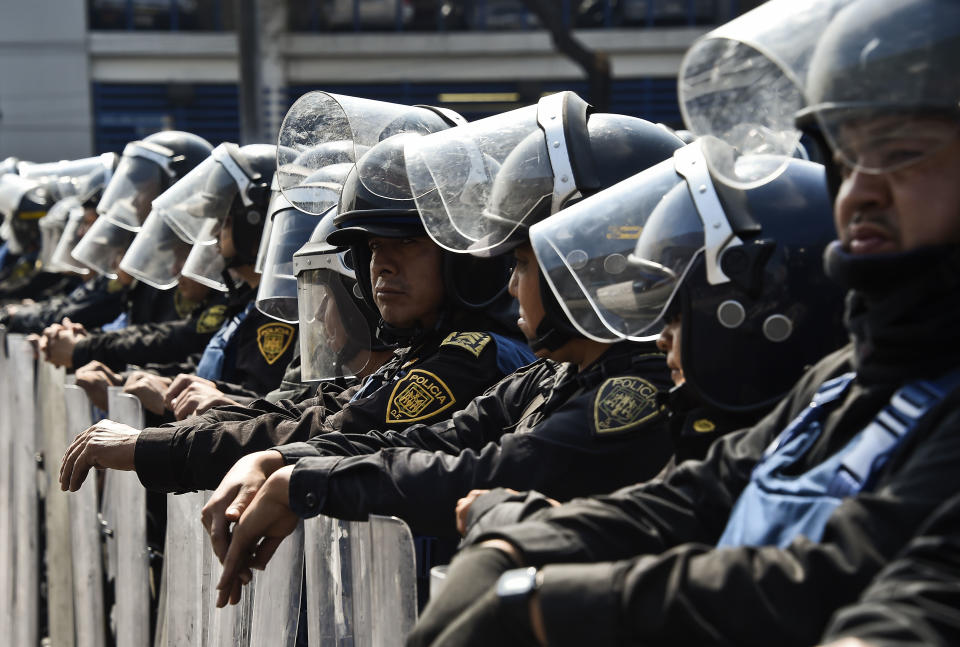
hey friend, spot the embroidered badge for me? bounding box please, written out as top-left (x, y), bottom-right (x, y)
top-left (693, 418), bottom-right (716, 433)
top-left (386, 369), bottom-right (456, 423)
top-left (257, 322), bottom-right (295, 365)
top-left (196, 304), bottom-right (228, 334)
top-left (441, 332), bottom-right (492, 358)
top-left (593, 376), bottom-right (661, 435)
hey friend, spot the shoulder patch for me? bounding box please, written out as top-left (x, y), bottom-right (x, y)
top-left (257, 322), bottom-right (296, 365)
top-left (386, 369), bottom-right (456, 424)
top-left (196, 304), bottom-right (228, 334)
top-left (441, 332), bottom-right (492, 358)
top-left (593, 376), bottom-right (662, 435)
top-left (692, 418), bottom-right (716, 433)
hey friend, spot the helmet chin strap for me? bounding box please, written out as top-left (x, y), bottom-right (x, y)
top-left (527, 318), bottom-right (572, 353)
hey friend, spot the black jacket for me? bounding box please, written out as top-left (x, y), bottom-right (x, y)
top-left (282, 342), bottom-right (673, 538)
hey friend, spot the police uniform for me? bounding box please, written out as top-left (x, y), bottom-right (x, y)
top-left (132, 320), bottom-right (533, 492)
top-left (69, 291), bottom-right (228, 372)
top-left (4, 275), bottom-right (127, 333)
top-left (272, 341), bottom-right (670, 538)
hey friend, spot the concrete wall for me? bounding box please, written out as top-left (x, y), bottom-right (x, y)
top-left (0, 0), bottom-right (93, 161)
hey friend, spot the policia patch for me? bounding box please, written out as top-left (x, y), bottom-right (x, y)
top-left (386, 369), bottom-right (456, 424)
top-left (196, 305), bottom-right (228, 334)
top-left (593, 376), bottom-right (661, 435)
top-left (441, 332), bottom-right (491, 358)
top-left (257, 322), bottom-right (295, 364)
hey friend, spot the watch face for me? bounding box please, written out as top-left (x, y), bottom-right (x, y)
top-left (497, 567), bottom-right (539, 599)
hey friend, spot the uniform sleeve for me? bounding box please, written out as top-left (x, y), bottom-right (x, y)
top-left (132, 387), bottom-right (348, 492)
top-left (821, 493), bottom-right (960, 647)
top-left (503, 406), bottom-right (960, 647)
top-left (71, 318), bottom-right (215, 371)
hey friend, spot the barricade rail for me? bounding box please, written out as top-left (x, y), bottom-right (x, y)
top-left (0, 331), bottom-right (418, 646)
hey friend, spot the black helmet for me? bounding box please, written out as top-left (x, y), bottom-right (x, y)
top-left (329, 134), bottom-right (515, 345)
top-left (9, 185), bottom-right (53, 254)
top-left (531, 142), bottom-right (846, 414)
top-left (223, 143), bottom-right (277, 265)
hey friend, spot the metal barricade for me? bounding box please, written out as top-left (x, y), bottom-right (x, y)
top-left (8, 333), bottom-right (39, 647)
top-left (39, 360), bottom-right (76, 646)
top-left (249, 521), bottom-right (304, 647)
top-left (159, 491), bottom-right (207, 647)
top-left (203, 491), bottom-right (255, 647)
top-left (64, 384), bottom-right (107, 647)
top-left (0, 329), bottom-right (14, 638)
top-left (305, 515), bottom-right (419, 647)
top-left (105, 386), bottom-right (151, 647)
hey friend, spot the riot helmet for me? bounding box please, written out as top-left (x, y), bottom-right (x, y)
top-left (796, 0), bottom-right (960, 194)
top-left (38, 197), bottom-right (78, 271)
top-left (276, 91), bottom-right (464, 213)
top-left (530, 140), bottom-right (846, 413)
top-left (405, 92), bottom-right (684, 350)
top-left (18, 152), bottom-right (119, 203)
top-left (256, 161), bottom-right (352, 323)
top-left (293, 207), bottom-right (382, 382)
top-left (72, 130), bottom-right (213, 278)
top-left (50, 200), bottom-right (95, 276)
top-left (0, 175), bottom-right (52, 255)
top-left (121, 142), bottom-right (275, 291)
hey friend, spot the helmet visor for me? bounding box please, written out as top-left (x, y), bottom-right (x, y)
top-left (296, 265), bottom-right (371, 382)
top-left (256, 208), bottom-right (320, 323)
top-left (98, 145), bottom-right (167, 229)
top-left (0, 175), bottom-right (37, 218)
top-left (277, 92), bottom-right (449, 204)
top-left (154, 144), bottom-right (245, 243)
top-left (181, 220), bottom-right (228, 291)
top-left (51, 205), bottom-right (92, 275)
top-left (119, 209), bottom-right (194, 290)
top-left (71, 215), bottom-right (137, 278)
top-left (530, 143), bottom-right (728, 341)
top-left (405, 104), bottom-right (552, 254)
top-left (38, 197), bottom-right (77, 270)
top-left (679, 0), bottom-right (852, 187)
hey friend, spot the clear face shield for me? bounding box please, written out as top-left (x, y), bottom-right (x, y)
top-left (18, 152), bottom-right (117, 203)
top-left (97, 141), bottom-right (174, 229)
top-left (277, 92), bottom-right (460, 213)
top-left (119, 209), bottom-right (194, 290)
top-left (405, 93), bottom-right (578, 255)
top-left (180, 218), bottom-right (228, 292)
top-left (0, 174), bottom-right (38, 220)
top-left (679, 0), bottom-right (854, 188)
top-left (798, 2), bottom-right (960, 176)
top-left (38, 197), bottom-right (78, 271)
top-left (50, 204), bottom-right (93, 275)
top-left (529, 141), bottom-right (744, 342)
top-left (293, 241), bottom-right (372, 383)
top-left (156, 143), bottom-right (258, 244)
top-left (70, 215), bottom-right (136, 279)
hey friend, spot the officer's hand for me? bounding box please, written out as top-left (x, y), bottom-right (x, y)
top-left (167, 380), bottom-right (238, 420)
top-left (43, 323), bottom-right (85, 368)
top-left (164, 373), bottom-right (217, 409)
top-left (123, 371), bottom-right (173, 415)
top-left (75, 360), bottom-right (124, 410)
top-left (408, 541), bottom-right (525, 647)
top-left (25, 333), bottom-right (43, 359)
top-left (216, 465), bottom-right (298, 607)
top-left (201, 450), bottom-right (286, 563)
top-left (456, 489), bottom-right (492, 536)
top-left (59, 419), bottom-right (140, 491)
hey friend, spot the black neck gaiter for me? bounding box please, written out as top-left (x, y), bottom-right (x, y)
top-left (824, 241), bottom-right (960, 385)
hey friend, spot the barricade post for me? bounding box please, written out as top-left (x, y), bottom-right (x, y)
top-left (9, 333), bottom-right (39, 647)
top-left (64, 384), bottom-right (107, 647)
top-left (249, 521), bottom-right (304, 647)
top-left (202, 492), bottom-right (255, 647)
top-left (105, 386), bottom-right (150, 647)
top-left (160, 491), bottom-right (206, 647)
top-left (39, 360), bottom-right (75, 647)
top-left (0, 329), bottom-right (14, 636)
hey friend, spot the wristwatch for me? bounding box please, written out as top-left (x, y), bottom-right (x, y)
top-left (496, 566), bottom-right (541, 611)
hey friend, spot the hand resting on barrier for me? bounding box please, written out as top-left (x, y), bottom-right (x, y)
top-left (41, 317), bottom-right (88, 368)
top-left (215, 463), bottom-right (298, 607)
top-left (123, 370), bottom-right (173, 415)
top-left (74, 360), bottom-right (123, 410)
top-left (165, 373), bottom-right (240, 420)
top-left (58, 419), bottom-right (140, 491)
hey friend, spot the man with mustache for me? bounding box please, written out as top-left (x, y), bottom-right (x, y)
top-left (405, 1), bottom-right (960, 645)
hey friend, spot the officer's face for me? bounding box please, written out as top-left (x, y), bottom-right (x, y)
top-left (656, 316), bottom-right (684, 386)
top-left (835, 126), bottom-right (960, 254)
top-left (508, 243), bottom-right (546, 352)
top-left (368, 235), bottom-right (446, 329)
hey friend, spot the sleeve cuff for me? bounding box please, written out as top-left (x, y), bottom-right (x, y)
top-left (289, 455), bottom-right (345, 518)
top-left (538, 562), bottom-right (622, 647)
top-left (275, 442), bottom-right (323, 464)
top-left (133, 427), bottom-right (180, 491)
top-left (473, 521), bottom-right (590, 565)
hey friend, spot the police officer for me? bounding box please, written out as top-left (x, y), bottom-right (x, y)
top-left (406, 2), bottom-right (960, 645)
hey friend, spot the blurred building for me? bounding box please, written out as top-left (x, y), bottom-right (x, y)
top-left (0, 0), bottom-right (745, 161)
